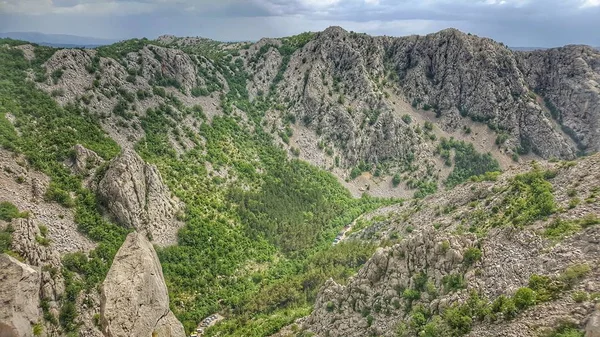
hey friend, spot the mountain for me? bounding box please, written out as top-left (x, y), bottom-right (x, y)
top-left (510, 47), bottom-right (549, 51)
top-left (0, 27), bottom-right (599, 337)
top-left (0, 32), bottom-right (117, 48)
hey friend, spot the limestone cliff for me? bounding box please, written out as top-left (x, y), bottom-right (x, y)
top-left (100, 232), bottom-right (185, 337)
top-left (97, 149), bottom-right (183, 246)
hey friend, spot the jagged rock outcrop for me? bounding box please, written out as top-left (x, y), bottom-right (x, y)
top-left (517, 45), bottom-right (600, 153)
top-left (100, 232), bottom-right (185, 337)
top-left (42, 48), bottom-right (97, 103)
top-left (270, 27), bottom-right (583, 163)
top-left (97, 149), bottom-right (182, 245)
top-left (134, 45), bottom-right (198, 93)
top-left (0, 254), bottom-right (41, 337)
top-left (68, 144), bottom-right (104, 176)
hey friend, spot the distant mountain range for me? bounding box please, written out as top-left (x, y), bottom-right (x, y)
top-left (511, 46), bottom-right (600, 51)
top-left (0, 32), bottom-right (118, 48)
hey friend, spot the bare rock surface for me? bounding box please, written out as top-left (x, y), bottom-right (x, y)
top-left (0, 148), bottom-right (96, 254)
top-left (100, 232), bottom-right (185, 337)
top-left (0, 254), bottom-right (41, 337)
top-left (97, 149), bottom-right (182, 246)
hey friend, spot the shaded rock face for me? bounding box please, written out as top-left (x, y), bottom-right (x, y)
top-left (517, 45), bottom-right (600, 153)
top-left (42, 48), bottom-right (96, 104)
top-left (275, 27), bottom-right (425, 167)
top-left (97, 149), bottom-right (182, 246)
top-left (0, 254), bottom-right (41, 337)
top-left (385, 29), bottom-right (576, 159)
top-left (100, 232), bottom-right (185, 337)
top-left (305, 229), bottom-right (477, 336)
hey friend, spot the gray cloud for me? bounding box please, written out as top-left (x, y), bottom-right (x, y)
top-left (0, 0), bottom-right (599, 46)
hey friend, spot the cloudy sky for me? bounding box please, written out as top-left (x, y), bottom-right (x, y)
top-left (1, 0), bottom-right (599, 47)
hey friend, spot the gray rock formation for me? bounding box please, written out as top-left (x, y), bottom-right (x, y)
top-left (269, 27), bottom-right (589, 163)
top-left (517, 45), bottom-right (600, 153)
top-left (100, 232), bottom-right (185, 337)
top-left (588, 306), bottom-right (600, 337)
top-left (68, 144), bottom-right (103, 176)
top-left (97, 149), bottom-right (182, 246)
top-left (133, 45), bottom-right (198, 93)
top-left (0, 254), bottom-right (41, 337)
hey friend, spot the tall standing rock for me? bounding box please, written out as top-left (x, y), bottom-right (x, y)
top-left (0, 254), bottom-right (41, 337)
top-left (97, 149), bottom-right (182, 246)
top-left (100, 232), bottom-right (185, 337)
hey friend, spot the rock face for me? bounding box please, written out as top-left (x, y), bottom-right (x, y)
top-left (517, 45), bottom-right (600, 154)
top-left (269, 27), bottom-right (591, 164)
top-left (100, 232), bottom-right (185, 337)
top-left (68, 144), bottom-right (103, 176)
top-left (301, 154), bottom-right (600, 337)
top-left (97, 149), bottom-right (182, 245)
top-left (588, 307), bottom-right (600, 337)
top-left (0, 254), bottom-right (41, 337)
top-left (133, 45), bottom-right (198, 93)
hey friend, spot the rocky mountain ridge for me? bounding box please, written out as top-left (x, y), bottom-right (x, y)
top-left (1, 26), bottom-right (599, 337)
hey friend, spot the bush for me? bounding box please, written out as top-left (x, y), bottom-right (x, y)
top-left (513, 287), bottom-right (536, 309)
top-left (392, 174), bottom-right (402, 187)
top-left (438, 138), bottom-right (501, 188)
top-left (403, 288), bottom-right (421, 301)
top-left (402, 114), bottom-right (412, 124)
top-left (560, 264), bottom-right (590, 287)
top-left (463, 247), bottom-right (482, 266)
top-left (572, 291), bottom-right (588, 303)
top-left (51, 69), bottom-right (64, 84)
top-left (443, 306), bottom-right (472, 335)
top-left (0, 201), bottom-right (26, 221)
top-left (548, 323), bottom-right (585, 337)
top-left (326, 301), bottom-right (335, 312)
top-left (495, 133), bottom-right (510, 145)
top-left (350, 167), bottom-right (362, 180)
top-left (443, 273), bottom-right (466, 292)
top-left (500, 169), bottom-right (556, 227)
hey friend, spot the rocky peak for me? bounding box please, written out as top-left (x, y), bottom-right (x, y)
top-left (97, 149), bottom-right (183, 246)
top-left (321, 26), bottom-right (348, 37)
top-left (100, 232), bottom-right (185, 337)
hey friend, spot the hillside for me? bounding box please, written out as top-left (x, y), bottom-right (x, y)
top-left (0, 27), bottom-right (599, 337)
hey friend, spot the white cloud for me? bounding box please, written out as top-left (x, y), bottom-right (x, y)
top-left (580, 0), bottom-right (600, 7)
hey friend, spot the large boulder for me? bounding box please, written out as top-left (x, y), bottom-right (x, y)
top-left (0, 254), bottom-right (41, 337)
top-left (97, 149), bottom-right (182, 246)
top-left (100, 232), bottom-right (185, 337)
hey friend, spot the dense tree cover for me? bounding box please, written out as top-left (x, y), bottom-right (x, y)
top-left (0, 41), bottom-right (127, 333)
top-left (132, 47), bottom-right (391, 334)
top-left (436, 138), bottom-right (501, 188)
top-left (139, 107), bottom-right (387, 333)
